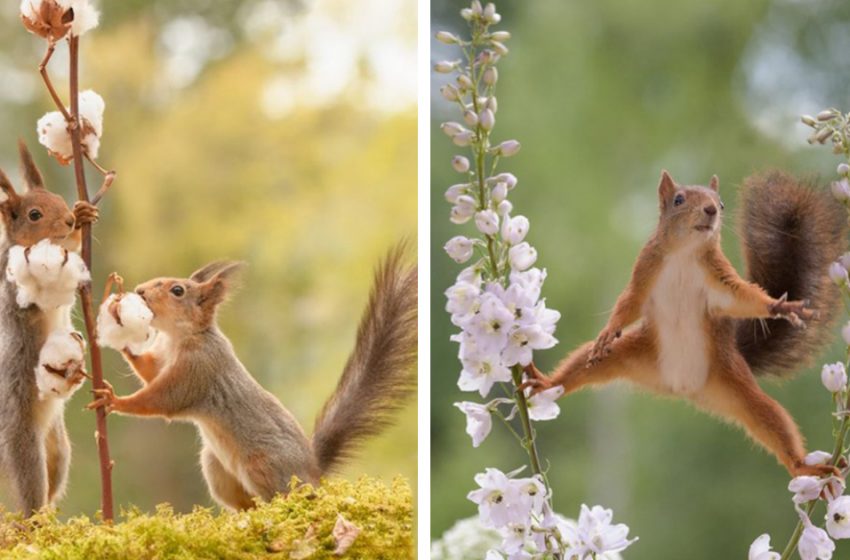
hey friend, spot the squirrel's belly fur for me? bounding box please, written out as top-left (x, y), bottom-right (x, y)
top-left (647, 248), bottom-right (713, 395)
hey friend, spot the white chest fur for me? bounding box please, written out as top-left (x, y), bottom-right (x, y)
top-left (647, 248), bottom-right (714, 394)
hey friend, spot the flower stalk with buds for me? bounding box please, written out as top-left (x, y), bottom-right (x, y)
top-left (437, 2), bottom-right (637, 558)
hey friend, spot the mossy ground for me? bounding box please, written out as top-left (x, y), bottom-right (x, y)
top-left (0, 476), bottom-right (412, 559)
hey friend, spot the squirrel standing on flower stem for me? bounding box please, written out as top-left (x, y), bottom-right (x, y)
top-left (0, 141), bottom-right (97, 514)
top-left (89, 247), bottom-right (417, 510)
top-left (526, 170), bottom-right (847, 479)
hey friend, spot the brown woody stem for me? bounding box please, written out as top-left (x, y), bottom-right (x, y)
top-left (68, 35), bottom-right (114, 522)
top-left (39, 41), bottom-right (72, 122)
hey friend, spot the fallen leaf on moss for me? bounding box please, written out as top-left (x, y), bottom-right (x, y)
top-left (332, 514), bottom-right (360, 555)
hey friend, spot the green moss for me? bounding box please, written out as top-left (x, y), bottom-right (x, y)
top-left (0, 477), bottom-right (412, 559)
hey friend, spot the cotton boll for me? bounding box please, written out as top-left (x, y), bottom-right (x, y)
top-left (37, 111), bottom-right (73, 164)
top-left (79, 90), bottom-right (104, 136)
top-left (68, 0), bottom-right (99, 36)
top-left (5, 240), bottom-right (89, 310)
top-left (35, 330), bottom-right (86, 400)
top-left (97, 293), bottom-right (154, 353)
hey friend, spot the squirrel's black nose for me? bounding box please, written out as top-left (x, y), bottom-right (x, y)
top-left (704, 205), bottom-right (717, 216)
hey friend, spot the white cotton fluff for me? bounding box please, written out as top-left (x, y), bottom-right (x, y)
top-left (37, 90), bottom-right (104, 162)
top-left (19, 0), bottom-right (42, 21)
top-left (20, 0), bottom-right (99, 37)
top-left (6, 239), bottom-right (90, 310)
top-left (97, 292), bottom-right (154, 353)
top-left (35, 330), bottom-right (86, 400)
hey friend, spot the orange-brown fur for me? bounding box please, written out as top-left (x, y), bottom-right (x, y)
top-left (529, 170), bottom-right (841, 478)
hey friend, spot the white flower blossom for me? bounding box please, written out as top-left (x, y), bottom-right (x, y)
top-left (789, 476), bottom-right (828, 504)
top-left (821, 362), bottom-right (848, 393)
top-left (805, 451), bottom-right (835, 466)
top-left (445, 236), bottom-right (475, 264)
top-left (455, 401), bottom-right (493, 447)
top-left (457, 349), bottom-right (513, 398)
top-left (501, 215), bottom-right (529, 245)
top-left (829, 262), bottom-right (849, 285)
top-left (508, 242), bottom-right (537, 271)
top-left (826, 496), bottom-right (850, 540)
top-left (466, 291), bottom-right (515, 354)
top-left (502, 324), bottom-right (556, 367)
top-left (564, 504), bottom-right (638, 558)
top-left (475, 210), bottom-right (500, 236)
top-left (799, 523), bottom-right (834, 560)
top-left (526, 385), bottom-right (564, 421)
top-left (467, 468), bottom-right (520, 528)
top-left (748, 534), bottom-right (780, 560)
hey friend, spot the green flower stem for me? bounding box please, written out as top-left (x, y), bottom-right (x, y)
top-left (511, 365), bottom-right (544, 477)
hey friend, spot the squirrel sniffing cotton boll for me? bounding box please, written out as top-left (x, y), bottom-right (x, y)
top-left (96, 292), bottom-right (154, 353)
top-left (6, 238), bottom-right (90, 310)
top-left (35, 330), bottom-right (86, 400)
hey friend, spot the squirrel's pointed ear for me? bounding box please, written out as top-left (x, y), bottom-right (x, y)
top-left (196, 261), bottom-right (245, 311)
top-left (190, 261), bottom-right (236, 283)
top-left (658, 170), bottom-right (676, 205)
top-left (0, 168), bottom-right (20, 208)
top-left (708, 174), bottom-right (719, 193)
top-left (18, 140), bottom-right (44, 191)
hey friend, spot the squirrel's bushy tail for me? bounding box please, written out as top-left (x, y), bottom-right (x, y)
top-left (736, 171), bottom-right (848, 377)
top-left (311, 243), bottom-right (417, 474)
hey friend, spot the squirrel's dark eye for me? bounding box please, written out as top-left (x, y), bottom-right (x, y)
top-left (170, 285), bottom-right (185, 297)
top-left (673, 193), bottom-right (685, 206)
top-left (28, 209), bottom-right (43, 222)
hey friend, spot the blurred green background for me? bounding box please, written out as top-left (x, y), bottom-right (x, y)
top-left (0, 0), bottom-right (417, 517)
top-left (431, 0), bottom-right (850, 558)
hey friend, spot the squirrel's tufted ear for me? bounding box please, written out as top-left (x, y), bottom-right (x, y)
top-left (196, 261), bottom-right (246, 311)
top-left (658, 170), bottom-right (676, 206)
top-left (17, 140), bottom-right (44, 191)
top-left (0, 168), bottom-right (20, 208)
top-left (190, 261), bottom-right (237, 283)
top-left (708, 174), bottom-right (719, 193)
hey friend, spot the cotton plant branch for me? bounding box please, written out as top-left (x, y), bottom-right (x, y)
top-left (21, 0), bottom-right (116, 521)
top-left (437, 3), bottom-right (637, 558)
top-left (746, 111), bottom-right (850, 560)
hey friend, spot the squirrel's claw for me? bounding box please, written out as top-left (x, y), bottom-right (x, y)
top-left (72, 200), bottom-right (99, 228)
top-left (770, 293), bottom-right (814, 328)
top-left (87, 382), bottom-right (115, 413)
top-left (588, 327), bottom-right (621, 367)
top-left (519, 362), bottom-right (554, 395)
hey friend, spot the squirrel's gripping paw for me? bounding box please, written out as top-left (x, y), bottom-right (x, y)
top-left (587, 326), bottom-right (621, 366)
top-left (769, 293), bottom-right (815, 329)
top-left (518, 362), bottom-right (553, 395)
top-left (87, 380), bottom-right (116, 413)
top-left (72, 201), bottom-right (99, 228)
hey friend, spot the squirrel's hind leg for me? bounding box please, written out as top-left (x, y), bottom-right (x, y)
top-left (543, 326), bottom-right (659, 396)
top-left (693, 355), bottom-right (837, 478)
top-left (45, 417), bottom-right (70, 505)
top-left (200, 447), bottom-right (255, 511)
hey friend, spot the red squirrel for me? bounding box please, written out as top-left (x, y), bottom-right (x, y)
top-left (526, 170), bottom-right (847, 479)
top-left (89, 248), bottom-right (417, 510)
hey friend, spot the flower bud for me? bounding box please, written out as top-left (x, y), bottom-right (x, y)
top-left (457, 74), bottom-right (474, 90)
top-left (478, 50), bottom-right (495, 65)
top-left (509, 242), bottom-right (537, 271)
top-left (453, 131), bottom-right (475, 147)
top-left (490, 31), bottom-right (511, 42)
top-left (491, 41), bottom-right (509, 56)
top-left (452, 156), bottom-right (471, 173)
top-left (502, 215), bottom-right (530, 244)
top-left (801, 115), bottom-right (817, 127)
top-left (491, 182), bottom-right (507, 203)
top-left (441, 122), bottom-right (466, 137)
top-left (450, 205), bottom-right (475, 225)
top-left (475, 210), bottom-right (500, 235)
top-left (434, 60), bottom-right (459, 73)
top-left (486, 96), bottom-right (498, 113)
top-left (445, 184), bottom-right (469, 203)
top-left (471, 0), bottom-right (483, 15)
top-left (436, 31), bottom-right (461, 44)
top-left (460, 8), bottom-right (474, 20)
top-left (838, 163), bottom-right (850, 177)
top-left (441, 84), bottom-right (460, 102)
top-left (445, 236), bottom-right (475, 263)
top-left (479, 109), bottom-right (495, 131)
top-left (483, 67), bottom-right (498, 86)
top-left (463, 109), bottom-right (479, 127)
top-left (494, 140), bottom-right (521, 157)
top-left (497, 200), bottom-right (513, 216)
top-left (829, 261), bottom-right (849, 285)
top-left (817, 110), bottom-right (838, 122)
top-left (816, 127), bottom-right (834, 144)
top-left (822, 362), bottom-right (848, 393)
top-left (490, 172), bottom-right (517, 189)
top-left (483, 3), bottom-right (500, 23)
top-left (832, 179), bottom-right (850, 203)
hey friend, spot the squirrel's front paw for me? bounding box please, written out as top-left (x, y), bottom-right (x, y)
top-left (87, 380), bottom-right (116, 413)
top-left (518, 362), bottom-right (553, 395)
top-left (72, 201), bottom-right (99, 227)
top-left (588, 326), bottom-right (621, 366)
top-left (770, 293), bottom-right (815, 328)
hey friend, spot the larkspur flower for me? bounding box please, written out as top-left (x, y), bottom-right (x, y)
top-left (748, 534), bottom-right (780, 560)
top-left (826, 496), bottom-right (850, 539)
top-left (466, 291), bottom-right (515, 353)
top-left (467, 468), bottom-right (520, 528)
top-left (821, 362), bottom-right (848, 393)
top-left (798, 523), bottom-right (834, 560)
top-left (501, 215), bottom-right (530, 245)
top-left (475, 210), bottom-right (500, 236)
top-left (525, 386), bottom-right (564, 421)
top-left (457, 350), bottom-right (512, 398)
top-left (789, 476), bottom-right (828, 505)
top-left (829, 261), bottom-right (849, 285)
top-left (502, 324), bottom-right (557, 367)
top-left (567, 504), bottom-right (638, 558)
top-left (508, 242), bottom-right (537, 271)
top-left (455, 401), bottom-right (493, 448)
top-left (805, 451), bottom-right (834, 466)
top-left (445, 236), bottom-right (475, 264)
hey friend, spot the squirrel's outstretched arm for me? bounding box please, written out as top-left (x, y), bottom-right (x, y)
top-left (589, 239), bottom-right (663, 363)
top-left (121, 350), bottom-right (161, 385)
top-left (694, 355), bottom-right (838, 478)
top-left (89, 366), bottom-right (194, 418)
top-left (702, 247), bottom-right (812, 324)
